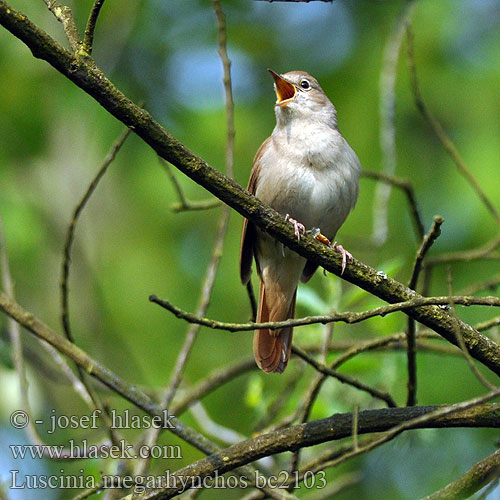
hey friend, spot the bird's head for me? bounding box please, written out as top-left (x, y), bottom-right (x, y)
top-left (268, 69), bottom-right (337, 127)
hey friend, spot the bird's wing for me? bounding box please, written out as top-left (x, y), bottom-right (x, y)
top-left (239, 137), bottom-right (270, 284)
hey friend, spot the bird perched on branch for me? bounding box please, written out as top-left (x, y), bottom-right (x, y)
top-left (240, 69), bottom-right (361, 373)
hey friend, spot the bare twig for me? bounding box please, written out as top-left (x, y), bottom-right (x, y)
top-left (475, 316), bottom-right (500, 332)
top-left (427, 242), bottom-right (500, 266)
top-left (292, 345), bottom-right (397, 407)
top-left (61, 126), bottom-right (131, 343)
top-left (406, 23), bottom-right (500, 227)
top-left (172, 358), bottom-right (256, 416)
top-left (406, 215), bottom-right (444, 406)
top-left (373, 0), bottom-right (416, 245)
top-left (447, 269), bottom-right (496, 392)
top-left (150, 294), bottom-right (500, 330)
top-left (71, 482), bottom-right (104, 500)
top-left (328, 331), bottom-right (460, 366)
top-left (82, 0), bottom-right (106, 55)
top-left (406, 317), bottom-right (418, 406)
top-left (212, 0), bottom-right (235, 179)
top-left (161, 160), bottom-right (222, 212)
top-left (42, 0), bottom-right (81, 51)
top-left (253, 364), bottom-right (304, 433)
top-left (59, 127), bottom-right (131, 447)
top-left (362, 169), bottom-right (424, 240)
top-left (408, 216), bottom-right (444, 290)
top-left (136, 207), bottom-right (230, 477)
top-left (300, 472), bottom-right (361, 500)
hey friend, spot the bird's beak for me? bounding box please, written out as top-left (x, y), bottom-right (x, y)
top-left (268, 69), bottom-right (296, 107)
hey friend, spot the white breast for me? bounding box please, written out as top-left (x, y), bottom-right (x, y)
top-left (255, 121), bottom-right (360, 240)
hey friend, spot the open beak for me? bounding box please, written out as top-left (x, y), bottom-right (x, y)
top-left (268, 69), bottom-right (296, 106)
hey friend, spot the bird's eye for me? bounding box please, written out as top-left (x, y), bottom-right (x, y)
top-left (300, 80), bottom-right (310, 90)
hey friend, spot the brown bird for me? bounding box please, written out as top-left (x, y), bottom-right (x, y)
top-left (240, 69), bottom-right (361, 374)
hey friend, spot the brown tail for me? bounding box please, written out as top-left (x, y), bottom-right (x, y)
top-left (253, 282), bottom-right (296, 374)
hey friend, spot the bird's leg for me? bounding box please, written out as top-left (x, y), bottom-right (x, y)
top-left (332, 241), bottom-right (353, 275)
top-left (285, 214), bottom-right (306, 241)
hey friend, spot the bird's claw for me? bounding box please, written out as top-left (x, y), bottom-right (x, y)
top-left (285, 214), bottom-right (306, 241)
top-left (332, 242), bottom-right (353, 275)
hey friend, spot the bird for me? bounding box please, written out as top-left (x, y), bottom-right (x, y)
top-left (239, 69), bottom-right (361, 374)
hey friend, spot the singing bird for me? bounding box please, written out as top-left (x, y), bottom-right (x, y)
top-left (240, 69), bottom-right (361, 373)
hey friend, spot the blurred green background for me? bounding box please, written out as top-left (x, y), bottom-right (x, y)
top-left (1, 0), bottom-right (500, 498)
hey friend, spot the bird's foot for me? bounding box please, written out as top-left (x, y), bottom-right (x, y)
top-left (285, 214), bottom-right (306, 241)
top-left (332, 242), bottom-right (353, 275)
top-left (308, 227), bottom-right (331, 246)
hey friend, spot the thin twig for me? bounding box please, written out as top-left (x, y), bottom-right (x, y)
top-left (292, 345), bottom-right (397, 407)
top-left (362, 169), bottom-right (424, 240)
top-left (136, 207), bottom-right (230, 477)
top-left (352, 404), bottom-right (360, 451)
top-left (59, 127), bottom-right (131, 446)
top-left (406, 215), bottom-right (444, 406)
top-left (475, 316), bottom-right (500, 332)
top-left (406, 23), bottom-right (500, 227)
top-left (373, 0), bottom-right (416, 245)
top-left (328, 331), bottom-right (458, 367)
top-left (212, 0), bottom-right (235, 180)
top-left (0, 291), bottom-right (221, 455)
top-left (254, 0), bottom-right (334, 2)
top-left (408, 216), bottom-right (444, 290)
top-left (297, 472), bottom-right (362, 500)
top-left (150, 294), bottom-right (500, 332)
top-left (253, 364), bottom-right (304, 433)
top-left (61, 126), bottom-right (131, 343)
top-left (71, 482), bottom-right (104, 500)
top-left (426, 239), bottom-right (500, 266)
top-left (82, 0), bottom-right (106, 55)
top-left (172, 358), bottom-right (256, 416)
top-left (42, 0), bottom-right (81, 51)
top-left (406, 317), bottom-right (418, 406)
top-left (447, 269), bottom-right (496, 392)
top-left (161, 160), bottom-right (222, 212)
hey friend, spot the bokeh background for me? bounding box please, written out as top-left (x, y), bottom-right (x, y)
top-left (1, 0), bottom-right (500, 498)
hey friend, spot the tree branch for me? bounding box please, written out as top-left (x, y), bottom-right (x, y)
top-left (128, 398), bottom-right (500, 499)
top-left (42, 0), bottom-right (80, 51)
top-left (82, 0), bottom-right (106, 55)
top-left (1, 1), bottom-right (500, 376)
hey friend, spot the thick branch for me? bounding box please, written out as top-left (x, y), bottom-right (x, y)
top-left (128, 402), bottom-right (500, 499)
top-left (1, 2), bottom-right (500, 376)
